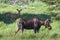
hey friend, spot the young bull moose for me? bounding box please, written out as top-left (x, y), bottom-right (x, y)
top-left (5, 9), bottom-right (22, 19)
top-left (15, 18), bottom-right (52, 35)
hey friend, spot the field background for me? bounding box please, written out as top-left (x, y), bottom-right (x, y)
top-left (0, 0), bottom-right (60, 40)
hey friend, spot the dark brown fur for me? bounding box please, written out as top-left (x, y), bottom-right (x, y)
top-left (15, 18), bottom-right (52, 35)
top-left (15, 18), bottom-right (41, 35)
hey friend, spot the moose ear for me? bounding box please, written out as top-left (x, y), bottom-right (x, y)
top-left (16, 9), bottom-right (19, 11)
top-left (16, 9), bottom-right (22, 11)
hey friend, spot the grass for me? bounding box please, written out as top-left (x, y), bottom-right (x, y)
top-left (0, 1), bottom-right (60, 40)
top-left (0, 21), bottom-right (60, 40)
top-left (0, 1), bottom-right (51, 14)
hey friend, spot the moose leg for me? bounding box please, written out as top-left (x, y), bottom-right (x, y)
top-left (15, 23), bottom-right (23, 35)
top-left (37, 28), bottom-right (40, 33)
top-left (37, 26), bottom-right (41, 33)
top-left (34, 27), bottom-right (37, 34)
top-left (15, 27), bottom-right (20, 35)
top-left (21, 27), bottom-right (24, 34)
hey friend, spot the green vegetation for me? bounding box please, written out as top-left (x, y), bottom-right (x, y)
top-left (0, 0), bottom-right (60, 40)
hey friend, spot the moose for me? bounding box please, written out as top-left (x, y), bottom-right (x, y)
top-left (5, 9), bottom-right (22, 19)
top-left (15, 18), bottom-right (52, 35)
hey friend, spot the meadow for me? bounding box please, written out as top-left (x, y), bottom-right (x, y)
top-left (0, 1), bottom-right (60, 40)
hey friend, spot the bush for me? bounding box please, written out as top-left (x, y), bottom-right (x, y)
top-left (56, 15), bottom-right (60, 21)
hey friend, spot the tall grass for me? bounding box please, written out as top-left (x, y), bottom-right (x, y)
top-left (0, 1), bottom-right (60, 40)
top-left (0, 21), bottom-right (60, 40)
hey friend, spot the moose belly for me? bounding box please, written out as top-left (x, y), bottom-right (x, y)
top-left (24, 25), bottom-right (34, 29)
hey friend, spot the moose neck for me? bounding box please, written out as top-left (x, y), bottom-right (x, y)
top-left (18, 12), bottom-right (20, 15)
top-left (40, 20), bottom-right (45, 25)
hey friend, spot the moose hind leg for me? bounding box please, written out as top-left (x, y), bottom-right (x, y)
top-left (15, 28), bottom-right (20, 35)
top-left (20, 27), bottom-right (24, 33)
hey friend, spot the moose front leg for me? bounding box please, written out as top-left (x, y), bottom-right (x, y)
top-left (34, 27), bottom-right (37, 34)
top-left (36, 25), bottom-right (41, 33)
